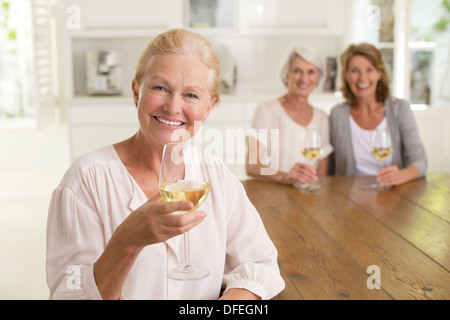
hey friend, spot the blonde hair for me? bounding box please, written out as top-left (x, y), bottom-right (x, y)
top-left (279, 45), bottom-right (325, 87)
top-left (340, 43), bottom-right (391, 105)
top-left (133, 29), bottom-right (221, 104)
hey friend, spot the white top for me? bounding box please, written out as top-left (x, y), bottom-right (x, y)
top-left (349, 116), bottom-right (393, 175)
top-left (46, 145), bottom-right (285, 300)
top-left (249, 99), bottom-right (333, 174)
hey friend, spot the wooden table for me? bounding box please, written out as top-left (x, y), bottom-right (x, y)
top-left (241, 173), bottom-right (450, 300)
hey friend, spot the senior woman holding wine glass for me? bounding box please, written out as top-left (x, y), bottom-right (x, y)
top-left (328, 43), bottom-right (427, 187)
top-left (46, 29), bottom-right (284, 300)
top-left (246, 45), bottom-right (333, 189)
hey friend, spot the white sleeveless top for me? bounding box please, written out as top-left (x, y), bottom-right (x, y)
top-left (349, 116), bottom-right (393, 175)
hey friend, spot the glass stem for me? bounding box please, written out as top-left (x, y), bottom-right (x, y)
top-left (183, 231), bottom-right (191, 272)
top-left (307, 160), bottom-right (313, 187)
top-left (377, 160), bottom-right (383, 185)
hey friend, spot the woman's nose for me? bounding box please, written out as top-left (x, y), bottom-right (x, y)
top-left (163, 94), bottom-right (182, 115)
top-left (357, 71), bottom-right (368, 81)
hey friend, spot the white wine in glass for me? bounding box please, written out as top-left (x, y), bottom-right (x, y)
top-left (300, 129), bottom-right (323, 191)
top-left (370, 129), bottom-right (393, 189)
top-left (160, 181), bottom-right (210, 210)
top-left (160, 141), bottom-right (210, 280)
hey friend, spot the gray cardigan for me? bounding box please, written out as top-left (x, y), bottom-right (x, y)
top-left (328, 97), bottom-right (428, 177)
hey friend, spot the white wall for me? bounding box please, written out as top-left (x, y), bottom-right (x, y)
top-left (413, 108), bottom-right (450, 174)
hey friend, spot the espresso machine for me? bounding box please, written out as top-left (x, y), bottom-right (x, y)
top-left (86, 50), bottom-right (122, 95)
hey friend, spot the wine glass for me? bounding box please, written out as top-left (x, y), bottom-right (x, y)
top-left (370, 129), bottom-right (393, 189)
top-left (159, 141), bottom-right (210, 280)
top-left (300, 129), bottom-right (323, 191)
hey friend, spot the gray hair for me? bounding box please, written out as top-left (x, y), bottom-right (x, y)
top-left (279, 45), bottom-right (325, 87)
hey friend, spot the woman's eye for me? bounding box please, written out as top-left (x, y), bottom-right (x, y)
top-left (151, 85), bottom-right (167, 92)
top-left (186, 93), bottom-right (199, 99)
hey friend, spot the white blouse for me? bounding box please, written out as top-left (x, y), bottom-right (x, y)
top-left (250, 99), bottom-right (333, 174)
top-left (349, 116), bottom-right (393, 175)
top-left (46, 145), bottom-right (285, 300)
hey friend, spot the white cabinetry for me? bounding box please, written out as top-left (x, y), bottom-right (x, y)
top-left (68, 97), bottom-right (138, 160)
top-left (239, 0), bottom-right (346, 35)
top-left (71, 0), bottom-right (183, 33)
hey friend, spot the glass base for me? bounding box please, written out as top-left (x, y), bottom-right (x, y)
top-left (370, 182), bottom-right (390, 190)
top-left (167, 266), bottom-right (209, 281)
top-left (297, 183), bottom-right (320, 192)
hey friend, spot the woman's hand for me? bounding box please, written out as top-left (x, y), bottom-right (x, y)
top-left (377, 165), bottom-right (420, 187)
top-left (283, 163), bottom-right (318, 185)
top-left (94, 193), bottom-right (206, 300)
top-left (114, 193), bottom-right (206, 250)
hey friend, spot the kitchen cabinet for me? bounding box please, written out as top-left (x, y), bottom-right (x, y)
top-left (70, 0), bottom-right (183, 33)
top-left (239, 0), bottom-right (346, 35)
top-left (68, 97), bottom-right (138, 161)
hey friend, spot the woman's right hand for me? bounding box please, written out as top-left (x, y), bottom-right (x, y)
top-left (112, 193), bottom-right (207, 250)
top-left (94, 193), bottom-right (206, 300)
top-left (284, 163), bottom-right (318, 185)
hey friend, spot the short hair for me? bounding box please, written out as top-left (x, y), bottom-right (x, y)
top-left (340, 43), bottom-right (391, 104)
top-left (133, 29), bottom-right (221, 104)
top-left (279, 45), bottom-right (325, 87)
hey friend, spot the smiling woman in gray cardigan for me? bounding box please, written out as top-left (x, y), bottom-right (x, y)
top-left (328, 44), bottom-right (427, 186)
top-left (329, 97), bottom-right (427, 176)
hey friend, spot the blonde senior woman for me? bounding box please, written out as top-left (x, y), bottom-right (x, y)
top-left (246, 45), bottom-right (333, 185)
top-left (46, 29), bottom-right (284, 300)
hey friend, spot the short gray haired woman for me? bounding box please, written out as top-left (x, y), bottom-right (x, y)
top-left (279, 45), bottom-right (325, 87)
top-left (246, 45), bottom-right (333, 186)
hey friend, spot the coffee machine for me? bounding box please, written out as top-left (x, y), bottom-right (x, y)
top-left (86, 50), bottom-right (122, 95)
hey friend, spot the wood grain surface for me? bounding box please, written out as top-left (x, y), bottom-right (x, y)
top-left (242, 174), bottom-right (450, 300)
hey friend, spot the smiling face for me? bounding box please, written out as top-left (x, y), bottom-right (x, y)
top-left (287, 56), bottom-right (319, 98)
top-left (133, 52), bottom-right (216, 146)
top-left (345, 55), bottom-right (382, 102)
